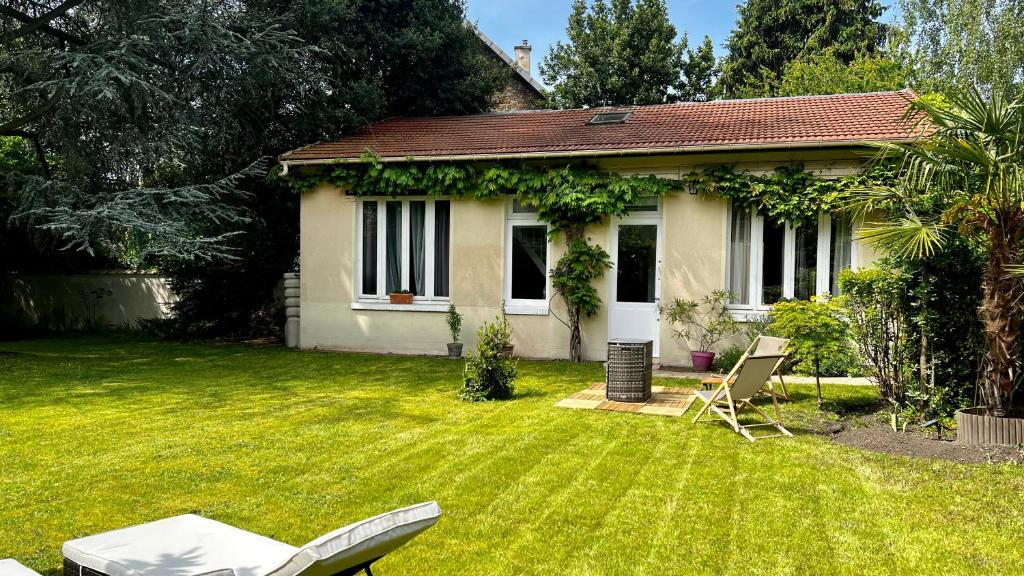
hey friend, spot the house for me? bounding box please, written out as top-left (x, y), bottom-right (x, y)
top-left (279, 90), bottom-right (920, 366)
top-left (470, 24), bottom-right (546, 110)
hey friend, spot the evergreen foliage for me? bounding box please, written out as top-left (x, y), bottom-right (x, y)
top-left (2, 0), bottom-right (503, 337)
top-left (461, 316), bottom-right (516, 401)
top-left (539, 0), bottom-right (716, 107)
top-left (718, 0), bottom-right (888, 98)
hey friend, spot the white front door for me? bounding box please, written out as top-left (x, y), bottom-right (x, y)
top-left (608, 213), bottom-right (662, 357)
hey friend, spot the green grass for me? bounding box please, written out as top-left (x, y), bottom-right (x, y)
top-left (1, 336), bottom-right (1023, 575)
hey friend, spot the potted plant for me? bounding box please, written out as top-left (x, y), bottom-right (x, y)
top-left (388, 289), bottom-right (413, 305)
top-left (661, 289), bottom-right (739, 371)
top-left (446, 303), bottom-right (463, 359)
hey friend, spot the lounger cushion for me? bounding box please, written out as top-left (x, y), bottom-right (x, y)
top-left (1, 559), bottom-right (42, 576)
top-left (62, 515), bottom-right (298, 576)
top-left (268, 501), bottom-right (442, 576)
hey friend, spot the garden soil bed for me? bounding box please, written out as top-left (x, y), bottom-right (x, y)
top-left (829, 416), bottom-right (1024, 465)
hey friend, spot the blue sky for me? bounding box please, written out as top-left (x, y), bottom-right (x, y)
top-left (466, 0), bottom-right (900, 84)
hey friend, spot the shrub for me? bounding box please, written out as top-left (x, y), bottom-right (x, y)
top-left (838, 267), bottom-right (914, 408)
top-left (446, 303), bottom-right (462, 343)
top-left (460, 315), bottom-right (516, 401)
top-left (712, 345), bottom-right (746, 372)
top-left (769, 296), bottom-right (855, 409)
top-left (661, 290), bottom-right (739, 352)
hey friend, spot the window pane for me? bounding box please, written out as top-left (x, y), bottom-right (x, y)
top-left (385, 201), bottom-right (402, 294)
top-left (511, 225), bottom-right (547, 300)
top-left (361, 202), bottom-right (378, 296)
top-left (512, 199), bottom-right (538, 213)
top-left (409, 201), bottom-right (426, 296)
top-left (434, 201), bottom-right (450, 298)
top-left (830, 216), bottom-right (853, 294)
top-left (794, 224), bottom-right (818, 300)
top-left (617, 224), bottom-right (658, 303)
top-left (728, 207), bottom-right (751, 305)
top-left (626, 197), bottom-right (659, 212)
top-left (761, 219), bottom-right (785, 305)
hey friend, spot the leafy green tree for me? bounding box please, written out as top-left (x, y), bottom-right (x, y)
top-left (678, 34), bottom-right (718, 102)
top-left (2, 0), bottom-right (503, 336)
top-left (777, 50), bottom-right (909, 96)
top-left (1, 0), bottom-right (502, 266)
top-left (719, 0), bottom-right (887, 98)
top-left (540, 0), bottom-right (712, 107)
top-left (894, 0), bottom-right (1024, 99)
top-left (852, 90), bottom-right (1024, 417)
top-left (770, 297), bottom-right (852, 409)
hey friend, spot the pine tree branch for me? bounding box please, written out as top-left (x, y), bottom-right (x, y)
top-left (0, 86), bottom-right (67, 135)
top-left (0, 1), bottom-right (87, 46)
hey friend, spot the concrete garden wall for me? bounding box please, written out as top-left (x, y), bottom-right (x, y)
top-left (0, 273), bottom-right (177, 332)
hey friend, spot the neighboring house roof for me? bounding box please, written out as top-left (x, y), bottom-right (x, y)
top-left (280, 90), bottom-right (923, 166)
top-left (469, 22), bottom-right (546, 98)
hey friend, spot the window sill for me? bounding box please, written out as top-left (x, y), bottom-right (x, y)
top-left (726, 307), bottom-right (771, 322)
top-left (504, 304), bottom-right (549, 316)
top-left (351, 302), bottom-right (449, 313)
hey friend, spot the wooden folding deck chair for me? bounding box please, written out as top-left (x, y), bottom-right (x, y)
top-left (688, 353), bottom-right (793, 441)
top-left (701, 335), bottom-right (791, 400)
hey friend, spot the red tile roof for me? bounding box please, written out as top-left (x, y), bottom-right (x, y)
top-left (281, 90), bottom-right (923, 163)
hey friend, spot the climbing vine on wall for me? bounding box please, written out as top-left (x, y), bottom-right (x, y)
top-left (684, 164), bottom-right (897, 227)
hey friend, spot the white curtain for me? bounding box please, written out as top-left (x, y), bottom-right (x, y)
top-left (729, 206), bottom-right (751, 304)
top-left (830, 217), bottom-right (853, 294)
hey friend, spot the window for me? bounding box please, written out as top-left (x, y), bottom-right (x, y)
top-left (589, 111), bottom-right (630, 125)
top-left (358, 199), bottom-right (450, 302)
top-left (504, 202), bottom-right (550, 313)
top-left (727, 203), bottom-right (855, 310)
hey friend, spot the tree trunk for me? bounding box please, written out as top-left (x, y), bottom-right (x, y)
top-left (980, 225), bottom-right (1023, 417)
top-left (815, 355), bottom-right (823, 410)
top-left (569, 307), bottom-right (582, 362)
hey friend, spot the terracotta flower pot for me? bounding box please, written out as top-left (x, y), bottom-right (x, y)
top-left (388, 292), bottom-right (414, 305)
top-left (690, 351), bottom-right (716, 371)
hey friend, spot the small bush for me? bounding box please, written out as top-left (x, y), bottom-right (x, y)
top-left (460, 316), bottom-right (516, 401)
top-left (712, 345), bottom-right (746, 372)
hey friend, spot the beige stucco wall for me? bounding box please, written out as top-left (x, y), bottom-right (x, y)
top-left (0, 273), bottom-right (176, 331)
top-left (299, 150), bottom-right (879, 364)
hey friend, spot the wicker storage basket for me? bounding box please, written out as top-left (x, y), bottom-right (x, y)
top-left (606, 339), bottom-right (653, 402)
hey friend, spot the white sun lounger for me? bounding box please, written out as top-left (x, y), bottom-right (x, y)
top-left (62, 502), bottom-right (441, 576)
top-left (1, 560), bottom-right (42, 576)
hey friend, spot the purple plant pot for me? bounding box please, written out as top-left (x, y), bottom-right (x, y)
top-left (690, 351), bottom-right (716, 372)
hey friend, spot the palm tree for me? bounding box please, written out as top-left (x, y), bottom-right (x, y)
top-left (853, 90), bottom-right (1024, 417)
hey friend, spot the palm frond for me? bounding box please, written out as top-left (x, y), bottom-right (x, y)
top-left (855, 216), bottom-right (947, 260)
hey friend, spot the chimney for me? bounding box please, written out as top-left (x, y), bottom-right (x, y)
top-left (514, 40), bottom-right (532, 75)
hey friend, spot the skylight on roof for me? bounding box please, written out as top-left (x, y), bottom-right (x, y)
top-left (589, 112), bottom-right (630, 125)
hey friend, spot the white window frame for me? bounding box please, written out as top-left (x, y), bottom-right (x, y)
top-left (504, 201), bottom-right (552, 315)
top-left (354, 197), bottom-right (451, 310)
top-left (725, 204), bottom-right (857, 317)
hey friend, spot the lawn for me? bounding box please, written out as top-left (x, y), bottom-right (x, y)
top-left (1, 337), bottom-right (1023, 575)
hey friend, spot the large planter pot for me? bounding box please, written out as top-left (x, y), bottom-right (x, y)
top-left (499, 344), bottom-right (514, 359)
top-left (447, 342), bottom-right (464, 359)
top-left (690, 351), bottom-right (716, 372)
top-left (956, 407), bottom-right (1024, 446)
top-left (388, 292), bottom-right (413, 305)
